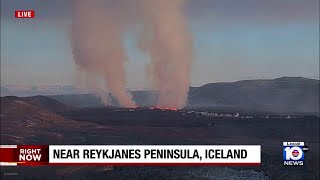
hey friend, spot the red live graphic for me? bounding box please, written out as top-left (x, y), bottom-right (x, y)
top-left (15, 10), bottom-right (35, 18)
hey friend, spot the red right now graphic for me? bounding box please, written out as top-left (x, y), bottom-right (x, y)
top-left (0, 145), bottom-right (49, 166)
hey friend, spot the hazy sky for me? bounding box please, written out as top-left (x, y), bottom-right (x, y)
top-left (1, 0), bottom-right (319, 88)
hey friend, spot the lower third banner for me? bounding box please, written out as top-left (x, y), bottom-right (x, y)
top-left (0, 145), bottom-right (261, 166)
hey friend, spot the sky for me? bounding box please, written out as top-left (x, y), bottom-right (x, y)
top-left (1, 0), bottom-right (319, 88)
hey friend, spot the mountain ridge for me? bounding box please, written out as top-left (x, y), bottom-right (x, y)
top-left (1, 77), bottom-right (319, 113)
top-left (2, 77), bottom-right (318, 97)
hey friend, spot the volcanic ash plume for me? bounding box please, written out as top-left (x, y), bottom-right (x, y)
top-left (70, 0), bottom-right (136, 107)
top-left (139, 0), bottom-right (193, 109)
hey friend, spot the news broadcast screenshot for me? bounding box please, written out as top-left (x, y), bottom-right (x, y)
top-left (0, 0), bottom-right (319, 179)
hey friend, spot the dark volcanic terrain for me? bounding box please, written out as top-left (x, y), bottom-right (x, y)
top-left (0, 95), bottom-right (319, 179)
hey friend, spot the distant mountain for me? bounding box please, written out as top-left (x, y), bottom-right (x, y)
top-left (2, 77), bottom-right (319, 113)
top-left (48, 94), bottom-right (105, 108)
top-left (48, 90), bottom-right (158, 108)
top-left (188, 77), bottom-right (319, 113)
top-left (0, 85), bottom-right (146, 97)
top-left (0, 85), bottom-right (89, 97)
top-left (48, 77), bottom-right (319, 114)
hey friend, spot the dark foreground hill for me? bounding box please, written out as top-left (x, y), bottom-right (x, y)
top-left (1, 95), bottom-right (73, 113)
top-left (48, 77), bottom-right (319, 114)
top-left (0, 96), bottom-right (99, 144)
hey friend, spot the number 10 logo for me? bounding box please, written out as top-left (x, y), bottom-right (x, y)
top-left (283, 146), bottom-right (304, 161)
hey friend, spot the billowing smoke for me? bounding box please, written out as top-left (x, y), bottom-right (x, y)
top-left (70, 0), bottom-right (192, 109)
top-left (70, 0), bottom-right (136, 107)
top-left (139, 0), bottom-right (193, 109)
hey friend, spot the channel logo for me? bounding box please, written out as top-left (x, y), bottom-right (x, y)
top-left (283, 142), bottom-right (309, 166)
top-left (15, 10), bottom-right (35, 18)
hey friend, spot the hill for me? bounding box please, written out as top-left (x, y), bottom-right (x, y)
top-left (188, 77), bottom-right (319, 113)
top-left (48, 77), bottom-right (319, 113)
top-left (0, 96), bottom-right (99, 144)
top-left (1, 95), bottom-right (72, 113)
top-left (0, 85), bottom-right (89, 97)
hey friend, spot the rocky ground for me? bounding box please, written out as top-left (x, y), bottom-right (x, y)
top-left (1, 97), bottom-right (319, 179)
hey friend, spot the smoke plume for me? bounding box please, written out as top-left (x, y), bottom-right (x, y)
top-left (70, 0), bottom-right (193, 109)
top-left (139, 0), bottom-right (193, 109)
top-left (70, 0), bottom-right (136, 107)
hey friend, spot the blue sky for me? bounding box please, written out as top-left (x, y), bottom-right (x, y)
top-left (1, 0), bottom-right (319, 88)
